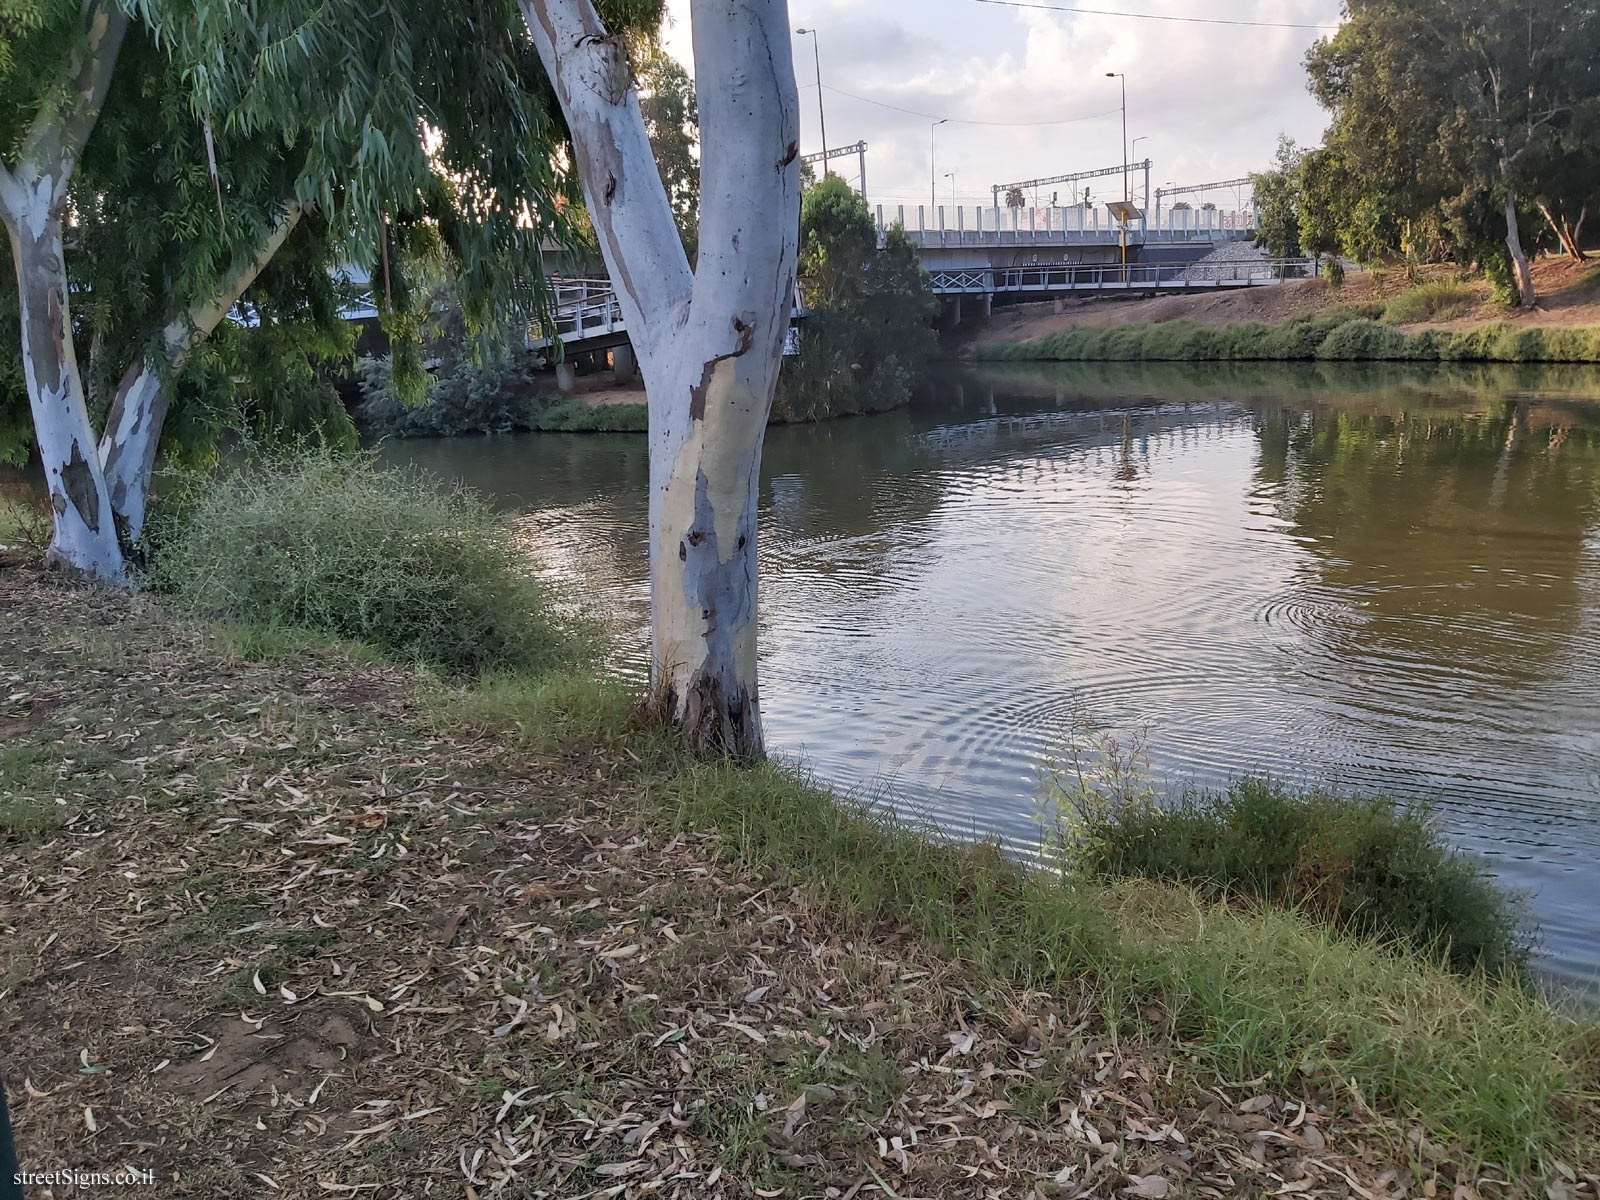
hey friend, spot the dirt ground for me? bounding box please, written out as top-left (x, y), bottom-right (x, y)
top-left (561, 369), bottom-right (648, 408)
top-left (963, 258), bottom-right (1600, 351)
top-left (0, 567), bottom-right (1592, 1199)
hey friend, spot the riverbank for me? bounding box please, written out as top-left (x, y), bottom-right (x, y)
top-left (960, 259), bottom-right (1600, 361)
top-left (2, 564), bottom-right (1596, 1198)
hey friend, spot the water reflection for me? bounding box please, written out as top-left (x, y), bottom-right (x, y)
top-left (382, 359), bottom-right (1600, 994)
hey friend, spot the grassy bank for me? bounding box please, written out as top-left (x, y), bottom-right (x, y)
top-left (1, 586), bottom-right (1594, 1198)
top-left (976, 307), bottom-right (1600, 365)
top-left (3, 461), bottom-right (1597, 1196)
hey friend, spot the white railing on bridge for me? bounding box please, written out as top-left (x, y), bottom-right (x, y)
top-left (528, 277), bottom-right (625, 349)
top-left (928, 259), bottom-right (1317, 295)
top-left (877, 204), bottom-right (1256, 247)
top-left (528, 276), bottom-right (811, 352)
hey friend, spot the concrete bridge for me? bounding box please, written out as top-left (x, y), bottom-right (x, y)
top-left (526, 277), bottom-right (808, 390)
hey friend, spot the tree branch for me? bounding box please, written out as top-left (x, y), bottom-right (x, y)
top-left (688, 0), bottom-right (801, 327)
top-left (12, 3), bottom-right (129, 192)
top-left (99, 199), bottom-right (305, 537)
top-left (519, 0), bottom-right (693, 371)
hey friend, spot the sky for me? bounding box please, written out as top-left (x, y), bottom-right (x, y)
top-left (658, 0), bottom-right (1341, 218)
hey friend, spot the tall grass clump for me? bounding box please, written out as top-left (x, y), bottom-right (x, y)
top-left (151, 449), bottom-right (592, 677)
top-left (1050, 775), bottom-right (1527, 976)
top-left (1382, 280), bottom-right (1478, 324)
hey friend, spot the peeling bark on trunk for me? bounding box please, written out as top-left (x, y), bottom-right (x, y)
top-left (5, 204), bottom-right (125, 582)
top-left (100, 200), bottom-right (304, 543)
top-left (521, 0), bottom-right (799, 755)
top-left (0, 3), bottom-right (129, 581)
top-left (1504, 191), bottom-right (1537, 309)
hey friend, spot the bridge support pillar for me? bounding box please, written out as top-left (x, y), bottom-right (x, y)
top-left (555, 361), bottom-right (577, 393)
top-left (1052, 298), bottom-right (1065, 315)
top-left (952, 296), bottom-right (963, 325)
top-left (981, 293), bottom-right (993, 318)
top-left (611, 343), bottom-right (637, 382)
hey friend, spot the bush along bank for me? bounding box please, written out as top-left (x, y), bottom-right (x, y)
top-left (1044, 773), bottom-right (1528, 977)
top-left (977, 310), bottom-right (1600, 364)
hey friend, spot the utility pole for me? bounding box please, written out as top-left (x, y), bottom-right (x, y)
top-left (1106, 72), bottom-right (1128, 264)
top-left (796, 29), bottom-right (828, 176)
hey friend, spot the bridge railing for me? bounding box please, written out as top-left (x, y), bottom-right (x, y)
top-left (877, 204), bottom-right (1257, 247)
top-left (928, 259), bottom-right (1318, 294)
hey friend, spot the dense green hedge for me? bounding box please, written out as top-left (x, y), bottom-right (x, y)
top-left (978, 312), bottom-right (1600, 364)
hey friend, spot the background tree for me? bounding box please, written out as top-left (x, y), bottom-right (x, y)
top-left (520, 0), bottom-right (801, 755)
top-left (775, 175), bottom-right (936, 421)
top-left (1305, 0), bottom-right (1600, 306)
top-left (1005, 186), bottom-right (1025, 208)
top-left (637, 47), bottom-right (700, 260)
top-left (1251, 135), bottom-right (1304, 259)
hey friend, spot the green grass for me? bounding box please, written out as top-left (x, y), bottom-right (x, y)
top-left (423, 667), bottom-right (641, 751)
top-left (1383, 281), bottom-right (1479, 324)
top-left (640, 753), bottom-right (1594, 1175)
top-left (531, 400), bottom-right (649, 432)
top-left (1058, 778), bottom-right (1526, 976)
top-left (428, 671), bottom-right (1597, 1173)
top-left (0, 493), bottom-right (48, 552)
top-left (978, 311), bottom-right (1600, 364)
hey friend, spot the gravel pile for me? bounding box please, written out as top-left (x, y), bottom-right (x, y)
top-left (1177, 240), bottom-right (1274, 281)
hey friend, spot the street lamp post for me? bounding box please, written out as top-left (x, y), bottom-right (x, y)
top-left (930, 117), bottom-right (949, 221)
top-left (1106, 73), bottom-right (1128, 201)
top-left (1106, 72), bottom-right (1128, 263)
top-left (796, 29), bottom-right (828, 176)
top-left (1132, 136), bottom-right (1148, 204)
top-left (945, 171), bottom-right (957, 211)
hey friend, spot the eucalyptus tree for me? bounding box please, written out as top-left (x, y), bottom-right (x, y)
top-left (1307, 0), bottom-right (1599, 306)
top-left (1, 0), bottom-right (578, 579)
top-left (519, 0), bottom-right (801, 754)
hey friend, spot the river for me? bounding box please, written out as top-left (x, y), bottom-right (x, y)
top-left (387, 360), bottom-right (1600, 993)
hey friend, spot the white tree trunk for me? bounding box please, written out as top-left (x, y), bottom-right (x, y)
top-left (521, 0), bottom-right (800, 754)
top-left (3, 199), bottom-right (125, 582)
top-left (100, 200), bottom-right (304, 542)
top-left (1504, 191), bottom-right (1537, 308)
top-left (0, 3), bottom-right (128, 581)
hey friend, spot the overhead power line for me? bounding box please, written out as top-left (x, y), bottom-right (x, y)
top-left (820, 83), bottom-right (1121, 128)
top-left (966, 0), bottom-right (1338, 29)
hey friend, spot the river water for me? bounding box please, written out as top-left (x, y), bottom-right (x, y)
top-left (381, 360), bottom-right (1600, 994)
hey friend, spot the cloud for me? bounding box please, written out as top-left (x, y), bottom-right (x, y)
top-left (661, 0), bottom-right (1334, 213)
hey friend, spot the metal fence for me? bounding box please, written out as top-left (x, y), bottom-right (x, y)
top-left (928, 259), bottom-right (1319, 294)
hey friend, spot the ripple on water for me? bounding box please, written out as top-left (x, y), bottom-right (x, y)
top-left (480, 386), bottom-right (1600, 994)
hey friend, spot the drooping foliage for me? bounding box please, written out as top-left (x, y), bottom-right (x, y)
top-left (0, 0), bottom-right (664, 505)
top-left (775, 176), bottom-right (938, 421)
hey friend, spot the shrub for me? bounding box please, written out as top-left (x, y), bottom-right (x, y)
top-left (1061, 778), bottom-right (1527, 976)
top-left (358, 354), bottom-right (557, 438)
top-left (533, 399), bottom-right (649, 432)
top-left (1382, 280), bottom-right (1478, 324)
top-left (149, 449), bottom-right (593, 677)
top-left (1316, 318), bottom-right (1432, 360)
